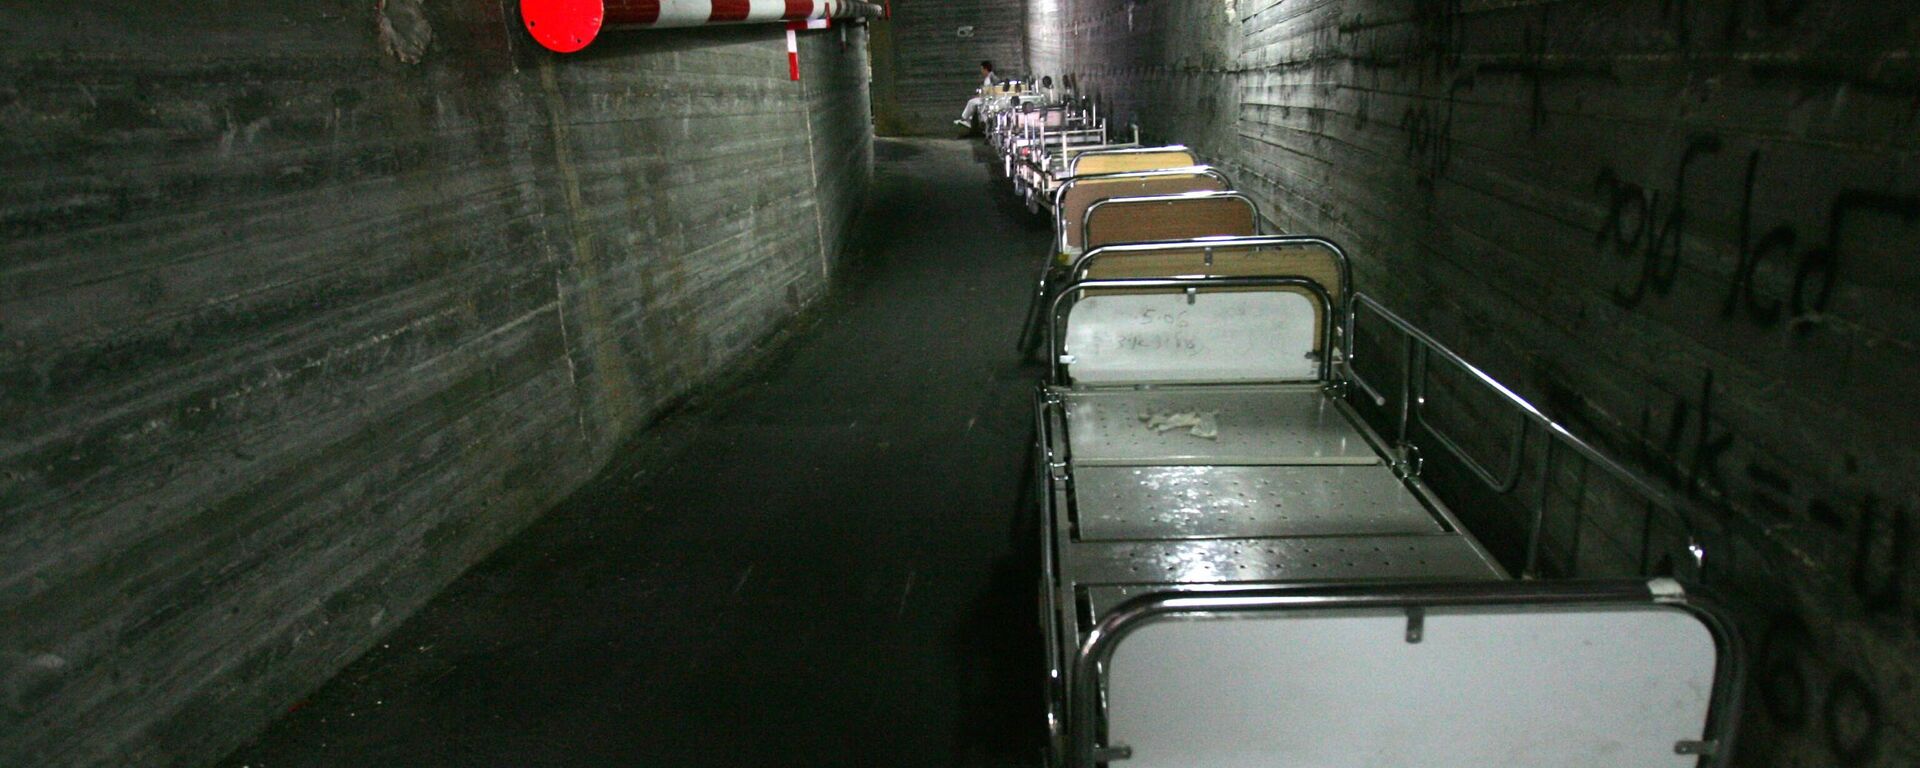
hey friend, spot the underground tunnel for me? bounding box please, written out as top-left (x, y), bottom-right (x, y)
top-left (1, 0), bottom-right (1916, 766)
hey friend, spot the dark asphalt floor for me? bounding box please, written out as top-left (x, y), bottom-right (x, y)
top-left (220, 138), bottom-right (1053, 767)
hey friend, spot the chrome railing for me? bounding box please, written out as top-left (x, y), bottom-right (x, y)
top-left (1344, 292), bottom-right (1716, 579)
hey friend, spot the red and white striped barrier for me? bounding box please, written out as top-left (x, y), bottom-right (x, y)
top-left (523, 0), bottom-right (884, 53)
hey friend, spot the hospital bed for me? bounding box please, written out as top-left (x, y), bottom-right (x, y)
top-left (1015, 175), bottom-right (1259, 357)
top-left (997, 105), bottom-right (1109, 184)
top-left (1011, 137), bottom-right (1182, 213)
top-left (1031, 256), bottom-right (1746, 767)
top-left (1051, 169), bottom-right (1245, 261)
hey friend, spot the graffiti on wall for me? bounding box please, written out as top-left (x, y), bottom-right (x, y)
top-left (1400, 73), bottom-right (1474, 189)
top-left (1541, 354), bottom-right (1915, 765)
top-left (1592, 138), bottom-right (1920, 331)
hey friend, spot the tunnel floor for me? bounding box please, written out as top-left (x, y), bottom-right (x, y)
top-left (221, 138), bottom-right (1052, 767)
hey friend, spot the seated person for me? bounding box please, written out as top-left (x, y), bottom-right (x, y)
top-left (954, 60), bottom-right (998, 128)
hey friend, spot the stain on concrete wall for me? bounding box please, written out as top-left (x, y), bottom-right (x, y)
top-left (0, 2), bottom-right (871, 766)
top-left (1034, 0), bottom-right (1920, 764)
top-left (377, 0), bottom-right (435, 64)
top-left (870, 0), bottom-right (1027, 135)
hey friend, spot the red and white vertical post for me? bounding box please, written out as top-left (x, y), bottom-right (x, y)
top-left (785, 16), bottom-right (831, 81)
top-left (786, 21), bottom-right (802, 81)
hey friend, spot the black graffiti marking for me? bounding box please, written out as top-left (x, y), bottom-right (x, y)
top-left (1412, 0), bottom-right (1466, 77)
top-left (1467, 10), bottom-right (1558, 138)
top-left (1661, 0), bottom-right (1692, 47)
top-left (1578, 369), bottom-right (1734, 543)
top-left (1522, 21), bottom-right (1549, 135)
top-left (1684, 372), bottom-right (1732, 502)
top-left (1757, 616), bottom-right (1813, 730)
top-left (1789, 190), bottom-right (1920, 324)
top-left (1401, 74), bottom-right (1475, 188)
top-left (1740, 466), bottom-right (1906, 615)
top-left (1646, 395), bottom-right (1687, 491)
top-left (1401, 107), bottom-right (1444, 182)
top-left (1822, 670), bottom-right (1883, 765)
top-left (1722, 151), bottom-right (1790, 326)
top-left (1593, 134), bottom-right (1723, 308)
top-left (1602, 142), bottom-right (1916, 330)
top-left (1532, 325), bottom-right (1918, 618)
top-left (1851, 497), bottom-right (1908, 614)
top-left (1539, 375), bottom-right (1673, 492)
top-left (1646, 370), bottom-right (1732, 503)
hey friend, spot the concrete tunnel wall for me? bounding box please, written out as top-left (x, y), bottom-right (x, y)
top-left (870, 0), bottom-right (1029, 135)
top-left (0, 2), bottom-right (873, 766)
top-left (5, 0), bottom-right (1918, 765)
top-left (1023, 0), bottom-right (1920, 765)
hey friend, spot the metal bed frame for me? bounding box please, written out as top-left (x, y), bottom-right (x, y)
top-left (1012, 128), bottom-right (1109, 186)
top-left (1342, 294), bottom-right (1723, 578)
top-left (1048, 168), bottom-right (1237, 256)
top-left (1067, 235), bottom-right (1351, 300)
top-left (1077, 191), bottom-right (1261, 263)
top-left (983, 97), bottom-right (1115, 190)
top-left (1065, 145), bottom-right (1196, 177)
top-left (1045, 276), bottom-right (1336, 385)
top-left (1014, 135), bottom-right (1161, 213)
top-left (1032, 272), bottom-right (1746, 768)
top-left (1043, 187), bottom-right (1260, 358)
top-left (1006, 116), bottom-right (1108, 182)
top-left (1016, 191), bottom-right (1268, 360)
top-left (1067, 580), bottom-right (1746, 768)
top-left (1017, 234), bottom-right (1353, 362)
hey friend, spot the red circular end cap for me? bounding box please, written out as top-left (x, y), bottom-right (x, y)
top-left (522, 0), bottom-right (603, 53)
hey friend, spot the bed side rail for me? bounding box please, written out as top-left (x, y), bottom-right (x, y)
top-left (1045, 129), bottom-right (1146, 167)
top-left (1344, 293), bottom-right (1720, 581)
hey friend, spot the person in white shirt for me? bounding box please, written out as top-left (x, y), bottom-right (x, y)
top-left (954, 61), bottom-right (998, 129)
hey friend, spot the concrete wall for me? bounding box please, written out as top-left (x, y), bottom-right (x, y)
top-left (0, 2), bottom-right (871, 765)
top-left (1031, 0), bottom-right (1919, 765)
top-left (871, 0), bottom-right (1028, 135)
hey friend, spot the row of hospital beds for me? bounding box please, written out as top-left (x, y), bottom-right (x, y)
top-left (967, 108), bottom-right (1749, 767)
top-left (973, 85), bottom-right (1161, 215)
